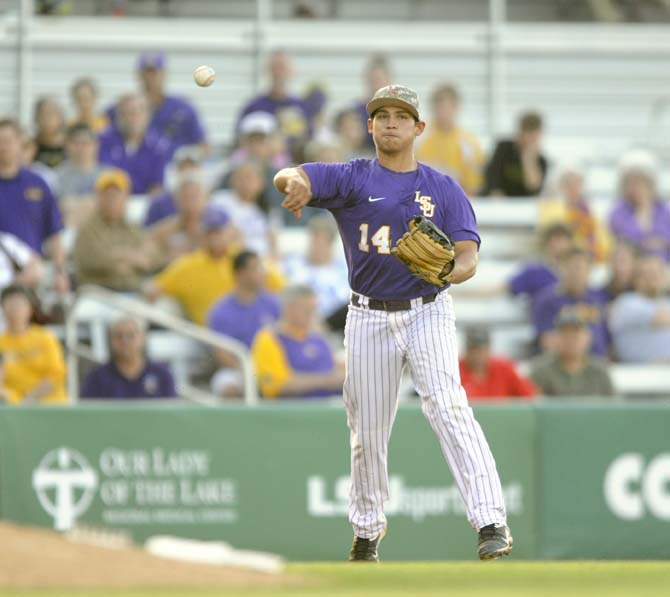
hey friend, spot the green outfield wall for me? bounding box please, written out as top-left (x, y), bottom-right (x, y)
top-left (0, 401), bottom-right (668, 560)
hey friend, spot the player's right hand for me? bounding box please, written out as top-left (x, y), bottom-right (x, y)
top-left (281, 176), bottom-right (312, 219)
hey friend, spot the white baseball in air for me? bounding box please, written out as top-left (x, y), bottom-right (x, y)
top-left (193, 65), bottom-right (216, 87)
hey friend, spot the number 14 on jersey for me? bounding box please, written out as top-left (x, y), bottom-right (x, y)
top-left (358, 223), bottom-right (391, 254)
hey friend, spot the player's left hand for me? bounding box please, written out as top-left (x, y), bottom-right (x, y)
top-left (391, 216), bottom-right (456, 287)
top-left (281, 176), bottom-right (312, 219)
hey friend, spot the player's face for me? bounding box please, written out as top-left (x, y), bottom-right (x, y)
top-left (369, 107), bottom-right (424, 155)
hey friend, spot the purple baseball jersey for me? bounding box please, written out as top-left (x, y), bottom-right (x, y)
top-left (609, 199), bottom-right (670, 262)
top-left (532, 285), bottom-right (609, 356)
top-left (0, 167), bottom-right (64, 254)
top-left (278, 331), bottom-right (334, 399)
top-left (81, 360), bottom-right (177, 399)
top-left (149, 95), bottom-right (206, 157)
top-left (207, 292), bottom-right (281, 348)
top-left (302, 159), bottom-right (480, 300)
top-left (98, 126), bottom-right (170, 194)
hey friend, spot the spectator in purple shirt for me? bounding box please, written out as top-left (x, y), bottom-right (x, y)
top-left (236, 50), bottom-right (311, 160)
top-left (99, 93), bottom-right (170, 195)
top-left (81, 316), bottom-right (177, 400)
top-left (507, 222), bottom-right (574, 305)
top-left (609, 149), bottom-right (670, 262)
top-left (0, 118), bottom-right (69, 294)
top-left (136, 50), bottom-right (207, 158)
top-left (532, 245), bottom-right (609, 357)
top-left (208, 250), bottom-right (280, 397)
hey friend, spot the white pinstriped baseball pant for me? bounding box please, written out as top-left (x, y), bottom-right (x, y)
top-left (343, 290), bottom-right (507, 539)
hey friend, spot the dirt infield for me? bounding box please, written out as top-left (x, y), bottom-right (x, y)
top-left (0, 522), bottom-right (297, 590)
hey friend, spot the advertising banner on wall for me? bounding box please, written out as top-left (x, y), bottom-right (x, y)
top-left (538, 403), bottom-right (670, 559)
top-left (0, 403), bottom-right (535, 561)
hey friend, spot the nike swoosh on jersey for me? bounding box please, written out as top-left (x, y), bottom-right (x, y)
top-left (368, 196), bottom-right (386, 202)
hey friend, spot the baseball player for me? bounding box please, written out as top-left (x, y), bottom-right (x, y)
top-left (274, 85), bottom-right (512, 562)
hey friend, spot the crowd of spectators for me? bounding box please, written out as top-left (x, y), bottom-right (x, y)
top-left (0, 48), bottom-right (669, 405)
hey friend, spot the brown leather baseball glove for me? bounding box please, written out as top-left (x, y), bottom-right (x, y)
top-left (391, 216), bottom-right (456, 287)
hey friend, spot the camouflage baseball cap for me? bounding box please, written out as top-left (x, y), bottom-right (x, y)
top-left (366, 84), bottom-right (421, 120)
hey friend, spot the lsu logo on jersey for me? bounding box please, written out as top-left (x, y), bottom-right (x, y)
top-left (413, 191), bottom-right (435, 218)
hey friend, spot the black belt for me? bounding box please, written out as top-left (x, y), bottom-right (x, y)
top-left (350, 292), bottom-right (437, 312)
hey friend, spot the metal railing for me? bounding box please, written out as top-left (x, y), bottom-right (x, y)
top-left (65, 285), bottom-right (258, 406)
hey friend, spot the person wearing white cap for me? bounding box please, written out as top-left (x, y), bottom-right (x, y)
top-left (221, 111), bottom-right (289, 223)
top-left (235, 50), bottom-right (311, 157)
top-left (143, 144), bottom-right (205, 228)
top-left (609, 149), bottom-right (670, 261)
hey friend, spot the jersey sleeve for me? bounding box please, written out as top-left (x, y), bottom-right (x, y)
top-left (251, 328), bottom-right (292, 399)
top-left (301, 161), bottom-right (357, 209)
top-left (441, 178), bottom-right (481, 246)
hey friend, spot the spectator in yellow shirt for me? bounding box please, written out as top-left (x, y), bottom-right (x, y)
top-left (0, 285), bottom-right (66, 404)
top-left (145, 205), bottom-right (284, 325)
top-left (0, 353), bottom-right (19, 404)
top-left (539, 163), bottom-right (611, 263)
top-left (416, 83), bottom-right (484, 197)
top-left (252, 284), bottom-right (344, 399)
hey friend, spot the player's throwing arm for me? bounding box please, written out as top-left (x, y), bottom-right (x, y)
top-left (274, 168), bottom-right (312, 220)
